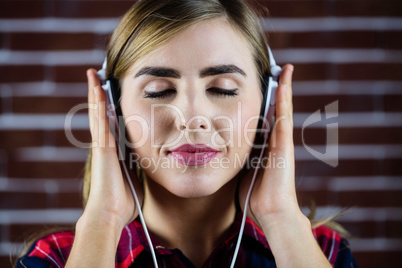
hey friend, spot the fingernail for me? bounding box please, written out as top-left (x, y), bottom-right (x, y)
top-left (94, 86), bottom-right (98, 95)
top-left (87, 70), bottom-right (95, 83)
top-left (289, 65), bottom-right (294, 72)
top-left (283, 85), bottom-right (288, 92)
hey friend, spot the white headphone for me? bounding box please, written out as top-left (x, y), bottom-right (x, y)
top-left (97, 45), bottom-right (281, 268)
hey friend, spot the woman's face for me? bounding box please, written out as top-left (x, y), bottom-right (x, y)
top-left (120, 18), bottom-right (262, 198)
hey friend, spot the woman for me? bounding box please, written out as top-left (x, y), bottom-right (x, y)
top-left (17, 0), bottom-right (357, 267)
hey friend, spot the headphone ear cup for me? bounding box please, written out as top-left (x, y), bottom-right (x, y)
top-left (262, 76), bottom-right (276, 134)
top-left (267, 80), bottom-right (279, 133)
top-left (260, 45), bottom-right (282, 137)
top-left (97, 58), bottom-right (118, 128)
top-left (103, 80), bottom-right (116, 119)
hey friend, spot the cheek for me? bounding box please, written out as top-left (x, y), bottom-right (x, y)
top-left (120, 93), bottom-right (153, 151)
top-left (124, 114), bottom-right (150, 147)
top-left (237, 95), bottom-right (263, 151)
top-left (123, 102), bottom-right (180, 151)
top-left (122, 102), bottom-right (151, 148)
top-left (242, 108), bottom-right (261, 148)
top-left (238, 115), bottom-right (259, 164)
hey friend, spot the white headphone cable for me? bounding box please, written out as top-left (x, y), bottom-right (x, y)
top-left (229, 125), bottom-right (270, 268)
top-left (111, 110), bottom-right (159, 268)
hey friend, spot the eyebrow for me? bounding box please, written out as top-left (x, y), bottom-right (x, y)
top-left (200, 64), bottom-right (246, 78)
top-left (135, 67), bottom-right (180, 78)
top-left (134, 64), bottom-right (246, 79)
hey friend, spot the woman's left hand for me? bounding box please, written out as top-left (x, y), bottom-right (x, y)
top-left (238, 63), bottom-right (303, 228)
top-left (239, 64), bottom-right (332, 267)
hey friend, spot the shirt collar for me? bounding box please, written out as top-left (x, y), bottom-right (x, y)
top-left (118, 211), bottom-right (269, 261)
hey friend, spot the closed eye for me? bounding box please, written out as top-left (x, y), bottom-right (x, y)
top-left (144, 89), bottom-right (176, 99)
top-left (207, 87), bottom-right (238, 97)
top-left (143, 88), bottom-right (238, 99)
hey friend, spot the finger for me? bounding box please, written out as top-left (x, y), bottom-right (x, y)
top-left (87, 69), bottom-right (100, 138)
top-left (86, 69), bottom-right (115, 151)
top-left (259, 79), bottom-right (295, 195)
top-left (96, 84), bottom-right (116, 151)
top-left (271, 74), bottom-right (294, 159)
top-left (279, 64), bottom-right (293, 87)
top-left (87, 69), bottom-right (100, 119)
top-left (278, 64), bottom-right (294, 124)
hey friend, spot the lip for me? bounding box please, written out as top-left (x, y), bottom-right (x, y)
top-left (168, 144), bottom-right (219, 166)
top-left (170, 144), bottom-right (219, 153)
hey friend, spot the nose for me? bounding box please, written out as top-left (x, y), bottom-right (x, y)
top-left (177, 115), bottom-right (209, 131)
top-left (174, 90), bottom-right (212, 132)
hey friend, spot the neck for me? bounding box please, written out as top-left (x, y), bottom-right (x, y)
top-left (142, 178), bottom-right (237, 268)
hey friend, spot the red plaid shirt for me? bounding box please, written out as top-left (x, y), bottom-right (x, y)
top-left (17, 213), bottom-right (357, 267)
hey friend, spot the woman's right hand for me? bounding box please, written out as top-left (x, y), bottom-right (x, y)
top-left (66, 69), bottom-right (143, 267)
top-left (83, 68), bottom-right (143, 231)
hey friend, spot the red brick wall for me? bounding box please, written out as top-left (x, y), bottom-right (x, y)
top-left (1, 0), bottom-right (401, 267)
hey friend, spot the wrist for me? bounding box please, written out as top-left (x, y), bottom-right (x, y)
top-left (66, 210), bottom-right (125, 267)
top-left (258, 212), bottom-right (331, 267)
top-left (258, 209), bottom-right (311, 237)
top-left (76, 210), bottom-right (125, 247)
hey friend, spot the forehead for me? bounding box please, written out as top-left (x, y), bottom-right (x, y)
top-left (127, 18), bottom-right (256, 76)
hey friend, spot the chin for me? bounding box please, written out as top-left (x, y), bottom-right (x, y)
top-left (167, 182), bottom-right (220, 199)
top-left (141, 157), bottom-right (241, 200)
top-left (147, 167), bottom-right (230, 199)
top-left (167, 173), bottom-right (225, 198)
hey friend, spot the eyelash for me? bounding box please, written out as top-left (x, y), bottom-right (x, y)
top-left (144, 88), bottom-right (238, 99)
